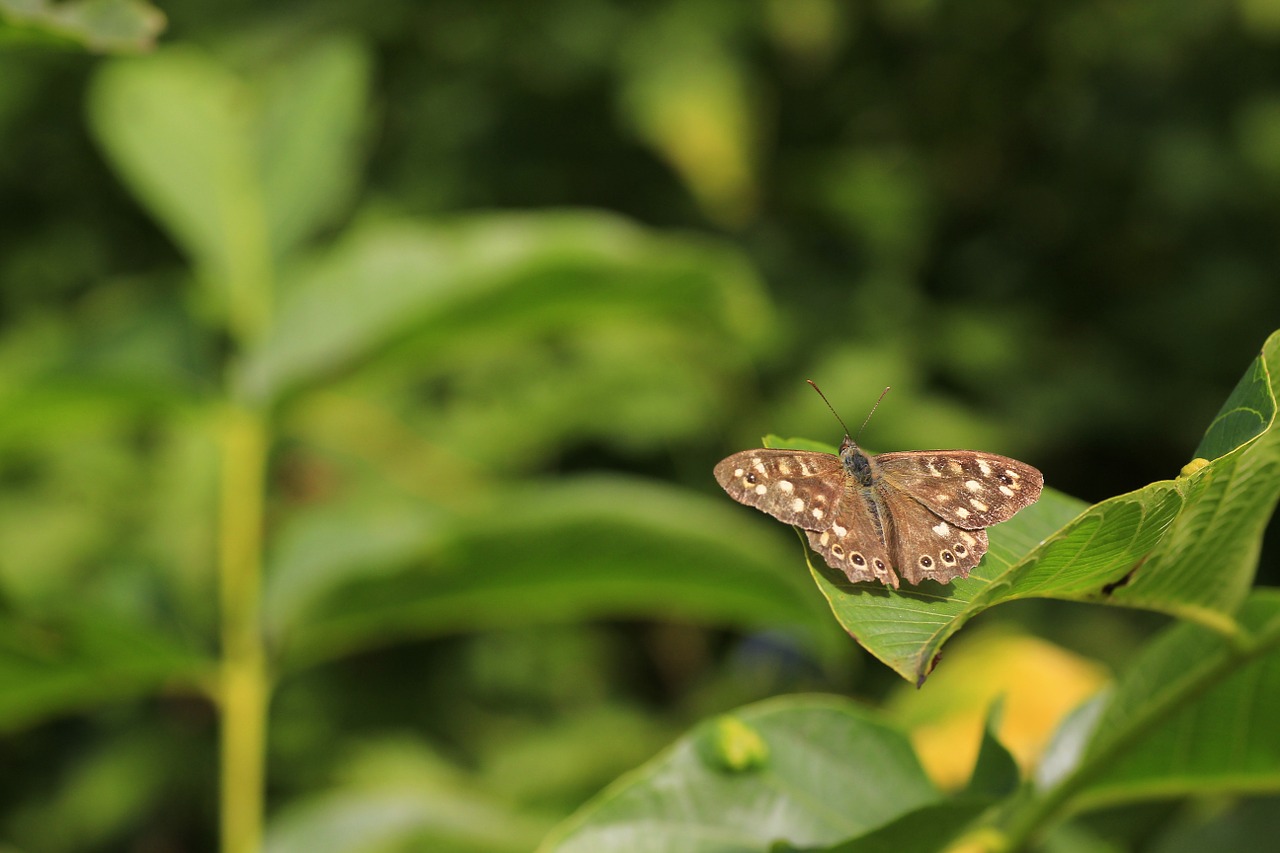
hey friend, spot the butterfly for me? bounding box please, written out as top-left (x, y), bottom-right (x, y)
top-left (714, 385), bottom-right (1043, 588)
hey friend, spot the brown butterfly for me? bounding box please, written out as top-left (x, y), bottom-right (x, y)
top-left (714, 384), bottom-right (1043, 588)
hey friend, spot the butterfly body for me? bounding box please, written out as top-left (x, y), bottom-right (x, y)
top-left (715, 435), bottom-right (1043, 588)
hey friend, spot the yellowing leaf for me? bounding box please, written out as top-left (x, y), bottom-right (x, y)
top-left (889, 632), bottom-right (1110, 789)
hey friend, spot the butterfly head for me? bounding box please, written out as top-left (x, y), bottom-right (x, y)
top-left (839, 434), bottom-right (875, 486)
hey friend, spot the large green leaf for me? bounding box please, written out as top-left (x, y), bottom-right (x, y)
top-left (88, 40), bottom-right (373, 335)
top-left (540, 695), bottom-right (942, 853)
top-left (0, 613), bottom-right (211, 731)
top-left (256, 35), bottom-right (371, 261)
top-left (995, 589), bottom-right (1280, 848)
top-left (1057, 589), bottom-right (1280, 808)
top-left (820, 798), bottom-right (994, 853)
top-left (242, 211), bottom-right (771, 404)
top-left (267, 476), bottom-right (842, 671)
top-left (797, 330), bottom-right (1280, 683)
top-left (89, 48), bottom-right (269, 298)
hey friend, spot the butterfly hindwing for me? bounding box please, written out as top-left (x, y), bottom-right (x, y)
top-left (804, 523), bottom-right (899, 588)
top-left (878, 487), bottom-right (989, 586)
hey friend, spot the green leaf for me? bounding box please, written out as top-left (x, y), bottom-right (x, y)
top-left (966, 699), bottom-right (1021, 799)
top-left (996, 589), bottom-right (1280, 847)
top-left (88, 40), bottom-right (374, 337)
top-left (540, 695), bottom-right (941, 853)
top-left (1070, 589), bottom-right (1280, 808)
top-left (89, 47), bottom-right (269, 297)
top-left (0, 0), bottom-right (164, 53)
top-left (819, 798), bottom-right (994, 853)
top-left (799, 329), bottom-right (1280, 683)
top-left (256, 35), bottom-right (371, 260)
top-left (1147, 796), bottom-right (1280, 853)
top-left (243, 211), bottom-right (772, 403)
top-left (268, 476), bottom-right (840, 671)
top-left (265, 738), bottom-right (552, 853)
top-left (0, 613), bottom-right (211, 731)
top-left (6, 729), bottom-right (185, 849)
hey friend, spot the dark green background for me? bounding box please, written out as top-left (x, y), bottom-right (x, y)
top-left (2, 1), bottom-right (1279, 850)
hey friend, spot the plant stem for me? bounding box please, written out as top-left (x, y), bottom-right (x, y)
top-left (218, 404), bottom-right (270, 853)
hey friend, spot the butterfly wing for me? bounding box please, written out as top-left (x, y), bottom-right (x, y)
top-left (714, 449), bottom-right (849, 529)
top-left (878, 488), bottom-right (989, 586)
top-left (716, 450), bottom-right (900, 588)
top-left (873, 451), bottom-right (1043, 530)
top-left (804, 524), bottom-right (900, 588)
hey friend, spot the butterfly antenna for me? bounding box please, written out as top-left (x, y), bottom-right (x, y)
top-left (855, 386), bottom-right (892, 445)
top-left (806, 381), bottom-right (890, 448)
top-left (806, 379), bottom-right (854, 438)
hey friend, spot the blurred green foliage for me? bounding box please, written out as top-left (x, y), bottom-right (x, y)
top-left (2, 0), bottom-right (1280, 851)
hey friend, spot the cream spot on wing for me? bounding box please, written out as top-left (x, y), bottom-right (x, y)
top-left (791, 497), bottom-right (804, 513)
top-left (977, 459), bottom-right (992, 475)
top-left (955, 507), bottom-right (971, 520)
top-left (934, 493), bottom-right (950, 503)
top-left (811, 507), bottom-right (825, 520)
top-left (969, 497), bottom-right (989, 512)
top-left (932, 521), bottom-right (949, 536)
top-left (733, 468), bottom-right (744, 477)
top-left (926, 460), bottom-right (942, 477)
top-left (960, 531), bottom-right (977, 547)
top-left (754, 484), bottom-right (767, 496)
top-left (965, 479), bottom-right (981, 492)
top-left (777, 459), bottom-right (792, 476)
top-left (1005, 469), bottom-right (1020, 479)
top-left (820, 531), bottom-right (830, 545)
top-left (752, 459), bottom-right (767, 474)
top-left (832, 524), bottom-right (847, 538)
top-left (778, 480), bottom-right (794, 493)
top-left (946, 460), bottom-right (964, 474)
top-left (798, 459), bottom-right (814, 475)
top-left (999, 485), bottom-right (1015, 497)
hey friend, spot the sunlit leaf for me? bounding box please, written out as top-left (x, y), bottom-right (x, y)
top-left (243, 211), bottom-right (772, 403)
top-left (541, 695), bottom-right (941, 853)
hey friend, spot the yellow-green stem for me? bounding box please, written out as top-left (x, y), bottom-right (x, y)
top-left (218, 404), bottom-right (269, 853)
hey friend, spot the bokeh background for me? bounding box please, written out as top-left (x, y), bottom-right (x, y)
top-left (2, 0), bottom-right (1279, 850)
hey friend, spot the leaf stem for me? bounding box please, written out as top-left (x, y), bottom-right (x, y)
top-left (218, 403), bottom-right (270, 853)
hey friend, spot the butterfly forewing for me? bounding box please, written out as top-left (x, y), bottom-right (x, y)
top-left (874, 451), bottom-right (1043, 529)
top-left (713, 450), bottom-right (849, 529)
